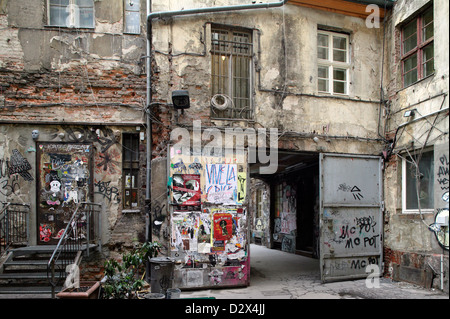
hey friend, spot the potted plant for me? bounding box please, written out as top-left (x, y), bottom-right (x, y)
top-left (101, 241), bottom-right (162, 299)
top-left (56, 281), bottom-right (101, 299)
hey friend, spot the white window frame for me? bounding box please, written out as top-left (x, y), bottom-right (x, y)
top-left (48, 0), bottom-right (95, 29)
top-left (317, 30), bottom-right (350, 95)
top-left (401, 149), bottom-right (435, 214)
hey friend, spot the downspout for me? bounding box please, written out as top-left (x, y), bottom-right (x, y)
top-left (147, 0), bottom-right (289, 25)
top-left (146, 0), bottom-right (152, 243)
top-left (145, 0), bottom-right (290, 242)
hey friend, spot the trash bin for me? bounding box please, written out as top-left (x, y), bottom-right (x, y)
top-left (143, 293), bottom-right (165, 299)
top-left (149, 257), bottom-right (175, 294)
top-left (166, 288), bottom-right (181, 299)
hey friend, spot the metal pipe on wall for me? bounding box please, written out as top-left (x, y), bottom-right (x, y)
top-left (145, 0), bottom-right (290, 243)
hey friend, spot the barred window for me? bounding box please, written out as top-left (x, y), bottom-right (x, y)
top-left (122, 133), bottom-right (140, 209)
top-left (211, 27), bottom-right (253, 120)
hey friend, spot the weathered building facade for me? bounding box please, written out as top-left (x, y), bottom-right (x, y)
top-left (0, 0), bottom-right (448, 293)
top-left (382, 0), bottom-right (449, 292)
top-left (0, 0), bottom-right (150, 271)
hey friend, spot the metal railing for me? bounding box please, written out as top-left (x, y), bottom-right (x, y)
top-left (0, 202), bottom-right (30, 255)
top-left (47, 201), bottom-right (102, 298)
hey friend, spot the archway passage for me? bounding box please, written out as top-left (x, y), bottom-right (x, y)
top-left (250, 150), bottom-right (320, 257)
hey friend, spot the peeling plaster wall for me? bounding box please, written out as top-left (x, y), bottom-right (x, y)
top-left (150, 0), bottom-right (385, 158)
top-left (0, 0), bottom-right (149, 269)
top-left (383, 0), bottom-right (449, 292)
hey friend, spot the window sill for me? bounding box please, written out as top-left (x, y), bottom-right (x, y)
top-left (44, 25), bottom-right (95, 31)
top-left (398, 73), bottom-right (435, 93)
top-left (401, 209), bottom-right (434, 215)
top-left (122, 209), bottom-right (141, 214)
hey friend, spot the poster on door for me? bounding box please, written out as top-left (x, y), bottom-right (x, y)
top-left (172, 174), bottom-right (201, 206)
top-left (36, 143), bottom-right (93, 245)
top-left (205, 164), bottom-right (238, 205)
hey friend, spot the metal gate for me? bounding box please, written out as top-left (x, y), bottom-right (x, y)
top-left (36, 143), bottom-right (93, 245)
top-left (319, 153), bottom-right (383, 282)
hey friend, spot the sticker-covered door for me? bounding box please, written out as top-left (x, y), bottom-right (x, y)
top-left (36, 143), bottom-right (93, 245)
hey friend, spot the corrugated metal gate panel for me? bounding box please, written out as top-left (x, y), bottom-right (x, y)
top-left (320, 153), bottom-right (383, 282)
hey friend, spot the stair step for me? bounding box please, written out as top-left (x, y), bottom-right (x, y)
top-left (0, 286), bottom-right (61, 294)
top-left (0, 272), bottom-right (50, 279)
top-left (0, 245), bottom-right (97, 297)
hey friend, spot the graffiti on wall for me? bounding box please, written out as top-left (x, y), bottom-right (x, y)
top-left (323, 209), bottom-right (381, 253)
top-left (168, 147), bottom-right (249, 289)
top-left (272, 182), bottom-right (297, 252)
top-left (37, 143), bottom-right (92, 245)
top-left (205, 164), bottom-right (238, 205)
top-left (0, 149), bottom-right (34, 197)
top-left (428, 147), bottom-right (449, 250)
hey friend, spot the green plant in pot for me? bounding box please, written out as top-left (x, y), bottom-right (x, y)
top-left (102, 241), bottom-right (161, 299)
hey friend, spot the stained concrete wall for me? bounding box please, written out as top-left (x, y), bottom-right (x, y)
top-left (150, 0), bottom-right (385, 158)
top-left (0, 0), bottom-right (149, 266)
top-left (382, 0), bottom-right (449, 292)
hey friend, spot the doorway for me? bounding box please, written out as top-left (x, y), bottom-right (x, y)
top-left (250, 150), bottom-right (319, 258)
top-left (36, 142), bottom-right (93, 245)
top-left (250, 151), bottom-right (383, 283)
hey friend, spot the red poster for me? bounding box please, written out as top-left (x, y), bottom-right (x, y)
top-left (172, 174), bottom-right (201, 205)
top-left (213, 213), bottom-right (233, 241)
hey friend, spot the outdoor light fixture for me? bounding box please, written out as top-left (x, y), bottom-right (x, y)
top-left (172, 90), bottom-right (190, 110)
top-left (403, 109), bottom-right (416, 117)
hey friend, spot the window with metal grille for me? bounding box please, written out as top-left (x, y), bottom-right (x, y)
top-left (122, 133), bottom-right (140, 209)
top-left (48, 0), bottom-right (94, 28)
top-left (211, 27), bottom-right (253, 120)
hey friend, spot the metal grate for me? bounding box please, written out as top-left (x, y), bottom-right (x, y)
top-left (211, 28), bottom-right (253, 120)
top-left (0, 202), bottom-right (30, 254)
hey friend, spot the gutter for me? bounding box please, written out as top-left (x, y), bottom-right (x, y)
top-left (147, 0), bottom-right (290, 39)
top-left (145, 0), bottom-right (290, 242)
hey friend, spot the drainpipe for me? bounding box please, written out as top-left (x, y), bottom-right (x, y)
top-left (146, 0), bottom-right (152, 243)
top-left (147, 0), bottom-right (289, 30)
top-left (145, 0), bottom-right (290, 243)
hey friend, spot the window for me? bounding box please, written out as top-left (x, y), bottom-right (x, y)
top-left (124, 0), bottom-right (140, 34)
top-left (402, 150), bottom-right (434, 213)
top-left (122, 133), bottom-right (140, 209)
top-left (211, 27), bottom-right (253, 120)
top-left (48, 0), bottom-right (94, 28)
top-left (317, 30), bottom-right (350, 95)
top-left (401, 6), bottom-right (434, 87)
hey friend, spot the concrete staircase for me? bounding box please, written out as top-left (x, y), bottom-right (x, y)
top-left (0, 246), bottom-right (65, 298)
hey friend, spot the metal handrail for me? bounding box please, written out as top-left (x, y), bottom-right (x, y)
top-left (47, 201), bottom-right (102, 298)
top-left (0, 202), bottom-right (30, 255)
